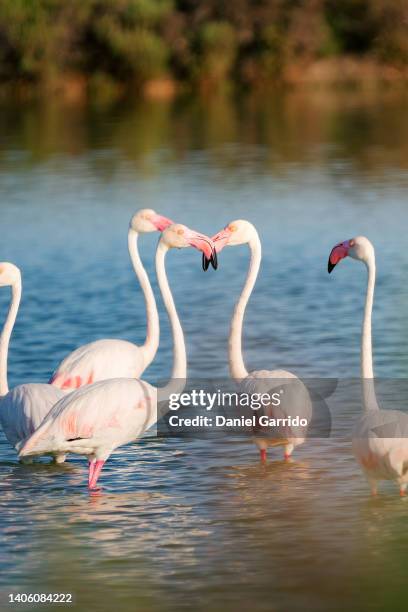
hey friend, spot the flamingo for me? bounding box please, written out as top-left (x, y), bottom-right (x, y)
top-left (49, 209), bottom-right (173, 391)
top-left (328, 236), bottom-right (408, 496)
top-left (0, 263), bottom-right (67, 463)
top-left (19, 225), bottom-right (216, 490)
top-left (205, 220), bottom-right (311, 462)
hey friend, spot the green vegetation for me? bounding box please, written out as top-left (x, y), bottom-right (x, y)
top-left (0, 0), bottom-right (407, 96)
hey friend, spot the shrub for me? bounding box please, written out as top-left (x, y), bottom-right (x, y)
top-left (194, 21), bottom-right (237, 87)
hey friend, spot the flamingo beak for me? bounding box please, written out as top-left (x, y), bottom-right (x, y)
top-left (328, 241), bottom-right (350, 273)
top-left (202, 228), bottom-right (231, 272)
top-left (202, 249), bottom-right (218, 271)
top-left (186, 230), bottom-right (217, 264)
top-left (151, 214), bottom-right (174, 232)
top-left (202, 255), bottom-right (210, 271)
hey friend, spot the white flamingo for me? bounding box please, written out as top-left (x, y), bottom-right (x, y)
top-left (208, 220), bottom-right (311, 462)
top-left (19, 225), bottom-right (216, 490)
top-left (0, 263), bottom-right (67, 463)
top-left (49, 209), bottom-right (173, 390)
top-left (328, 235), bottom-right (408, 496)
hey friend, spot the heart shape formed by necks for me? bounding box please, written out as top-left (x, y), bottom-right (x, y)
top-left (202, 227), bottom-right (232, 271)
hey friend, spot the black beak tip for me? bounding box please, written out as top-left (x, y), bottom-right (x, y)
top-left (202, 250), bottom-right (218, 271)
top-left (210, 250), bottom-right (218, 270)
top-left (202, 253), bottom-right (210, 272)
top-left (328, 260), bottom-right (335, 274)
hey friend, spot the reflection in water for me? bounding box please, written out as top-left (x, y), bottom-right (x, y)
top-left (1, 90), bottom-right (408, 177)
top-left (0, 90), bottom-right (408, 611)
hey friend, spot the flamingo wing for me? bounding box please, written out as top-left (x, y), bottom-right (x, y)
top-left (353, 410), bottom-right (408, 481)
top-left (49, 339), bottom-right (145, 389)
top-left (19, 378), bottom-right (158, 459)
top-left (243, 369), bottom-right (312, 451)
top-left (0, 383), bottom-right (66, 450)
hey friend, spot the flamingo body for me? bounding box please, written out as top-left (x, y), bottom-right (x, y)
top-left (0, 383), bottom-right (67, 461)
top-left (20, 224), bottom-right (216, 489)
top-left (329, 235), bottom-right (408, 495)
top-left (241, 369), bottom-right (311, 459)
top-left (49, 339), bottom-right (145, 389)
top-left (19, 378), bottom-right (157, 462)
top-left (208, 220), bottom-right (311, 461)
top-left (352, 411), bottom-right (408, 492)
top-left (50, 209), bottom-right (173, 391)
top-left (0, 262), bottom-right (67, 462)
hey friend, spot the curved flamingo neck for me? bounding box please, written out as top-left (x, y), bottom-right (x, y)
top-left (0, 279), bottom-right (22, 396)
top-left (229, 233), bottom-right (261, 381)
top-left (155, 242), bottom-right (186, 400)
top-left (128, 228), bottom-right (159, 369)
top-left (361, 253), bottom-right (379, 411)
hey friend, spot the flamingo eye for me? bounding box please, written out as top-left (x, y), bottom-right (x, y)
top-left (177, 228), bottom-right (184, 236)
top-left (349, 239), bottom-right (355, 247)
top-left (229, 224), bottom-right (237, 232)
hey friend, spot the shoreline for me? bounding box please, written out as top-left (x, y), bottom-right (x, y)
top-left (1, 57), bottom-right (407, 104)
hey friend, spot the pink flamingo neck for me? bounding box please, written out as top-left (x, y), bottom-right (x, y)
top-left (361, 252), bottom-right (379, 411)
top-left (155, 241), bottom-right (186, 402)
top-left (229, 232), bottom-right (262, 381)
top-left (0, 279), bottom-right (22, 396)
top-left (128, 228), bottom-right (159, 369)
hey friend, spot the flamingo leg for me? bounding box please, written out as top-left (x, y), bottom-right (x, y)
top-left (19, 457), bottom-right (33, 465)
top-left (88, 459), bottom-right (96, 488)
top-left (368, 478), bottom-right (378, 496)
top-left (88, 460), bottom-right (105, 490)
top-left (284, 443), bottom-right (294, 461)
top-left (53, 453), bottom-right (66, 464)
top-left (260, 449), bottom-right (267, 463)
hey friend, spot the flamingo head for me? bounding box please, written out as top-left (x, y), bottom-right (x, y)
top-left (202, 219), bottom-right (256, 271)
top-left (161, 224), bottom-right (217, 263)
top-left (328, 236), bottom-right (374, 273)
top-left (0, 262), bottom-right (21, 287)
top-left (130, 209), bottom-right (173, 233)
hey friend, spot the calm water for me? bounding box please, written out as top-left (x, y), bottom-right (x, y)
top-left (0, 90), bottom-right (408, 611)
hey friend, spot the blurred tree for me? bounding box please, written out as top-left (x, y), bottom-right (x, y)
top-left (193, 21), bottom-right (237, 89)
top-left (371, 0), bottom-right (408, 65)
top-left (0, 0), bottom-right (406, 95)
top-left (324, 0), bottom-right (380, 54)
top-left (0, 1), bottom-right (89, 83)
top-left (85, 0), bottom-right (173, 82)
